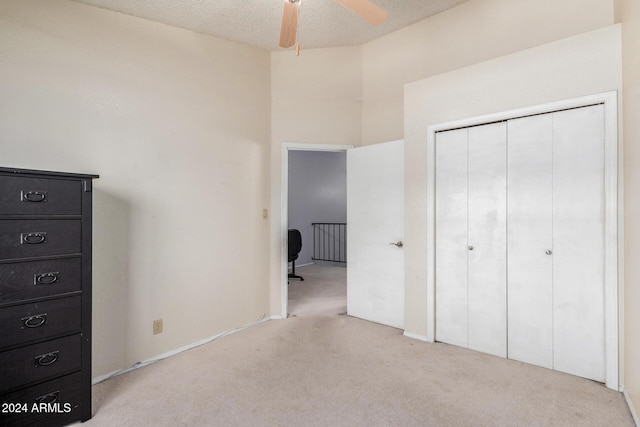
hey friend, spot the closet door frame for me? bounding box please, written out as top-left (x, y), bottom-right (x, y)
top-left (426, 91), bottom-right (620, 391)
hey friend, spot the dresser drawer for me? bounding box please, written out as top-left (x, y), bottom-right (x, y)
top-left (0, 258), bottom-right (81, 303)
top-left (0, 296), bottom-right (82, 349)
top-left (0, 371), bottom-right (84, 427)
top-left (0, 334), bottom-right (82, 393)
top-left (0, 176), bottom-right (81, 216)
top-left (0, 220), bottom-right (81, 259)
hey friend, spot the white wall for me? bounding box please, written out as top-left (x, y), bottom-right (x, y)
top-left (362, 0), bottom-right (616, 145)
top-left (288, 151), bottom-right (346, 265)
top-left (0, 0), bottom-right (271, 378)
top-left (270, 47), bottom-right (362, 314)
top-left (620, 0), bottom-right (640, 417)
top-left (269, 0), bottom-right (620, 318)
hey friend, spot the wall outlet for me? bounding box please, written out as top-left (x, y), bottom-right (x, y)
top-left (153, 319), bottom-right (163, 335)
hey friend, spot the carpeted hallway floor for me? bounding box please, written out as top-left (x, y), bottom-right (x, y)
top-left (85, 265), bottom-right (635, 426)
top-left (288, 264), bottom-right (346, 317)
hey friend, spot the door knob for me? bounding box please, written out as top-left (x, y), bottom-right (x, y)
top-left (546, 249), bottom-right (552, 255)
top-left (389, 241), bottom-right (403, 248)
top-left (468, 246), bottom-right (474, 251)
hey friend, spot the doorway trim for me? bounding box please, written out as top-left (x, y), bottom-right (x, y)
top-left (280, 143), bottom-right (354, 318)
top-left (426, 91), bottom-right (620, 390)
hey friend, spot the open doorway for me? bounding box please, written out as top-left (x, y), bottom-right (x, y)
top-left (280, 141), bottom-right (404, 325)
top-left (282, 144), bottom-right (351, 317)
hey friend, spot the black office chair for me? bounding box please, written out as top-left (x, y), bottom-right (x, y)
top-left (288, 229), bottom-right (304, 281)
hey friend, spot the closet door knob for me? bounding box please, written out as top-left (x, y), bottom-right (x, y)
top-left (468, 246), bottom-right (474, 251)
top-left (546, 250), bottom-right (552, 255)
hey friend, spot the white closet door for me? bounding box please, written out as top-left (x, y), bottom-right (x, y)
top-left (467, 122), bottom-right (507, 357)
top-left (552, 105), bottom-right (606, 382)
top-left (507, 114), bottom-right (554, 368)
top-left (435, 128), bottom-right (468, 348)
top-left (434, 102), bottom-right (611, 384)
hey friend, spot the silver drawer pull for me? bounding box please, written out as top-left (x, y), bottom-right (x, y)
top-left (22, 313), bottom-right (48, 329)
top-left (34, 351), bottom-right (59, 367)
top-left (35, 391), bottom-right (59, 405)
top-left (21, 190), bottom-right (47, 203)
top-left (21, 232), bottom-right (47, 245)
top-left (34, 272), bottom-right (59, 286)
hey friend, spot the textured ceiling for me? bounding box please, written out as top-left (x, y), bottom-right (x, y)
top-left (71, 0), bottom-right (470, 51)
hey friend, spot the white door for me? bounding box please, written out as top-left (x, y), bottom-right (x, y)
top-left (434, 128), bottom-right (468, 348)
top-left (436, 104), bottom-right (607, 384)
top-left (467, 123), bottom-right (507, 357)
top-left (435, 123), bottom-right (507, 357)
top-left (507, 113), bottom-right (554, 369)
top-left (347, 140), bottom-right (404, 329)
top-left (508, 106), bottom-right (605, 382)
top-left (552, 105), bottom-right (606, 382)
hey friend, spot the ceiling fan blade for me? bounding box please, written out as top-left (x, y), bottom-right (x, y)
top-left (333, 0), bottom-right (387, 26)
top-left (279, 0), bottom-right (299, 48)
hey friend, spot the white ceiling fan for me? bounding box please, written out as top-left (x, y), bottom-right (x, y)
top-left (279, 0), bottom-right (388, 49)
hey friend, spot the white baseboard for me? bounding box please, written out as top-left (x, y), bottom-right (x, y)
top-left (623, 389), bottom-right (640, 426)
top-left (403, 331), bottom-right (429, 342)
top-left (92, 315), bottom-right (271, 385)
top-left (288, 261), bottom-right (314, 271)
top-left (92, 369), bottom-right (122, 385)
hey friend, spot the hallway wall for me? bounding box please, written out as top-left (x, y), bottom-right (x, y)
top-left (288, 151), bottom-right (347, 265)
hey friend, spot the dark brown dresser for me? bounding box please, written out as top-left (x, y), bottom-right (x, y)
top-left (0, 167), bottom-right (98, 426)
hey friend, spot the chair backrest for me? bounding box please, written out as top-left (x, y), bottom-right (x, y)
top-left (288, 229), bottom-right (302, 261)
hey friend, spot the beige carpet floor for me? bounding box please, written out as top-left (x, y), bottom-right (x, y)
top-left (287, 264), bottom-right (346, 317)
top-left (85, 265), bottom-right (635, 426)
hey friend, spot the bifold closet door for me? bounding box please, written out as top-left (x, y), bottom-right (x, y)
top-left (435, 128), bottom-right (468, 349)
top-left (467, 123), bottom-right (507, 357)
top-left (435, 122), bottom-right (507, 357)
top-left (552, 105), bottom-right (605, 382)
top-left (507, 114), bottom-right (554, 369)
top-left (437, 103), bottom-right (607, 383)
top-left (508, 105), bottom-right (606, 382)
